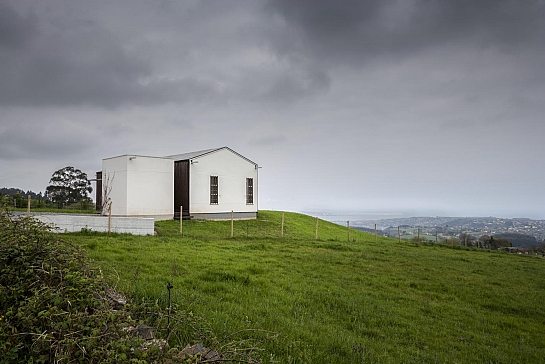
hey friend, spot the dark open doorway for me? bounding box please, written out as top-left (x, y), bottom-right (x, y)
top-left (174, 160), bottom-right (190, 219)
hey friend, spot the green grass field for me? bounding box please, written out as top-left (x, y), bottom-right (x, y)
top-left (68, 211), bottom-right (545, 363)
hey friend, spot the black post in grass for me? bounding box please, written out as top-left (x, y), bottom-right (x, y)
top-left (166, 282), bottom-right (173, 335)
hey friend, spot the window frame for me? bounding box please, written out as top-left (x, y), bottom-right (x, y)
top-left (210, 175), bottom-right (218, 204)
top-left (246, 177), bottom-right (253, 205)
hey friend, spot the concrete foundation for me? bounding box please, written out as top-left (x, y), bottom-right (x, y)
top-left (190, 211), bottom-right (257, 220)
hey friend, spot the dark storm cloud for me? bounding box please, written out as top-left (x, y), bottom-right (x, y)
top-left (0, 1), bottom-right (223, 108)
top-left (265, 0), bottom-right (545, 65)
top-left (0, 1), bottom-right (36, 49)
top-left (258, 68), bottom-right (331, 103)
top-left (0, 118), bottom-right (93, 160)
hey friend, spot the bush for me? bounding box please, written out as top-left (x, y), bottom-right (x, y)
top-left (0, 211), bottom-right (276, 363)
top-left (0, 211), bottom-right (154, 363)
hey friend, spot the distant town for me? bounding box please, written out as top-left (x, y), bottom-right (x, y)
top-left (349, 216), bottom-right (545, 247)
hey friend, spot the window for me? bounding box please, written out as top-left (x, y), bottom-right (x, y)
top-left (210, 176), bottom-right (218, 204)
top-left (246, 178), bottom-right (253, 204)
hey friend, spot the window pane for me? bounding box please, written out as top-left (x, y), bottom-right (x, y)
top-left (210, 176), bottom-right (218, 204)
top-left (246, 178), bottom-right (253, 204)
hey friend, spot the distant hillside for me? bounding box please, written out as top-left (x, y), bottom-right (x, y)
top-left (354, 216), bottom-right (545, 242)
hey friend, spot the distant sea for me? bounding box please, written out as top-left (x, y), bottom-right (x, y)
top-left (300, 211), bottom-right (409, 224)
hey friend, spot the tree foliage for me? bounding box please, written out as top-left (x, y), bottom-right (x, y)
top-left (45, 166), bottom-right (92, 208)
top-left (495, 232), bottom-right (538, 248)
top-left (458, 233), bottom-right (475, 246)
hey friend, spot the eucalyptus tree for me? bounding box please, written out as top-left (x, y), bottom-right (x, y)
top-left (45, 166), bottom-right (92, 208)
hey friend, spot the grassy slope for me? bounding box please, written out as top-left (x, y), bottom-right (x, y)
top-left (69, 211), bottom-right (545, 363)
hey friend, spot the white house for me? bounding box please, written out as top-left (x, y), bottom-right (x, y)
top-left (97, 147), bottom-right (258, 221)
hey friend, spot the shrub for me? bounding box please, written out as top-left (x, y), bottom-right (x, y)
top-left (0, 211), bottom-right (153, 363)
top-left (0, 211), bottom-right (276, 363)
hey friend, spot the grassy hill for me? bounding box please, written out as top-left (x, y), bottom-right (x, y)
top-left (69, 211), bottom-right (545, 363)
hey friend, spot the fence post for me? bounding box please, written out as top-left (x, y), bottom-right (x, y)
top-left (231, 210), bottom-right (234, 238)
top-left (281, 212), bottom-right (284, 238)
top-left (418, 228), bottom-right (420, 242)
top-left (27, 195), bottom-right (31, 217)
top-left (347, 221), bottom-right (350, 241)
top-left (166, 282), bottom-right (173, 336)
top-left (315, 217), bottom-right (319, 240)
top-left (435, 230), bottom-right (438, 243)
top-left (108, 203), bottom-right (112, 233)
top-left (398, 226), bottom-right (400, 243)
top-left (374, 224), bottom-right (377, 243)
top-left (180, 206), bottom-right (183, 236)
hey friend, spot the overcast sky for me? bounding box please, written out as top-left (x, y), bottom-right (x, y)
top-left (1, 0), bottom-right (544, 219)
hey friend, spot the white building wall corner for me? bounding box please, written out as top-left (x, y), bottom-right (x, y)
top-left (189, 148), bottom-right (258, 218)
top-left (103, 155), bottom-right (174, 219)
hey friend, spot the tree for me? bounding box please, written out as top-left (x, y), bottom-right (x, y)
top-left (100, 172), bottom-right (115, 215)
top-left (478, 235), bottom-right (491, 249)
top-left (45, 167), bottom-right (92, 208)
top-left (488, 236), bottom-right (511, 250)
top-left (458, 233), bottom-right (475, 247)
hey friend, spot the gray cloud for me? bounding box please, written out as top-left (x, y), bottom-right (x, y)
top-left (0, 1), bottom-right (36, 49)
top-left (265, 0), bottom-right (545, 65)
top-left (0, 1), bottom-right (229, 108)
top-left (1, 0), bottom-right (544, 218)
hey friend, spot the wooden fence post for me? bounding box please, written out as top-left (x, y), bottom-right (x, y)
top-left (281, 212), bottom-right (284, 238)
top-left (315, 217), bottom-right (319, 240)
top-left (418, 227), bottom-right (420, 242)
top-left (108, 203), bottom-right (112, 233)
top-left (435, 230), bottom-right (438, 243)
top-left (347, 221), bottom-right (350, 241)
top-left (231, 210), bottom-right (234, 238)
top-left (27, 195), bottom-right (31, 217)
top-left (398, 226), bottom-right (400, 243)
top-left (180, 206), bottom-right (183, 236)
top-left (374, 224), bottom-right (377, 243)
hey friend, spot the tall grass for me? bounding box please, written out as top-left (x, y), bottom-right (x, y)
top-left (69, 211), bottom-right (545, 363)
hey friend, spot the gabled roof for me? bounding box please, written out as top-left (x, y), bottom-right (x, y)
top-left (166, 148), bottom-right (219, 161)
top-left (166, 147), bottom-right (257, 165)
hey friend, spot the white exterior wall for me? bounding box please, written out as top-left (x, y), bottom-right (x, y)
top-left (103, 155), bottom-right (174, 220)
top-left (102, 156), bottom-right (128, 216)
top-left (189, 149), bottom-right (257, 215)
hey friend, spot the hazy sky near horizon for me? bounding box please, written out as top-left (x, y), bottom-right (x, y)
top-left (1, 0), bottom-right (544, 219)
